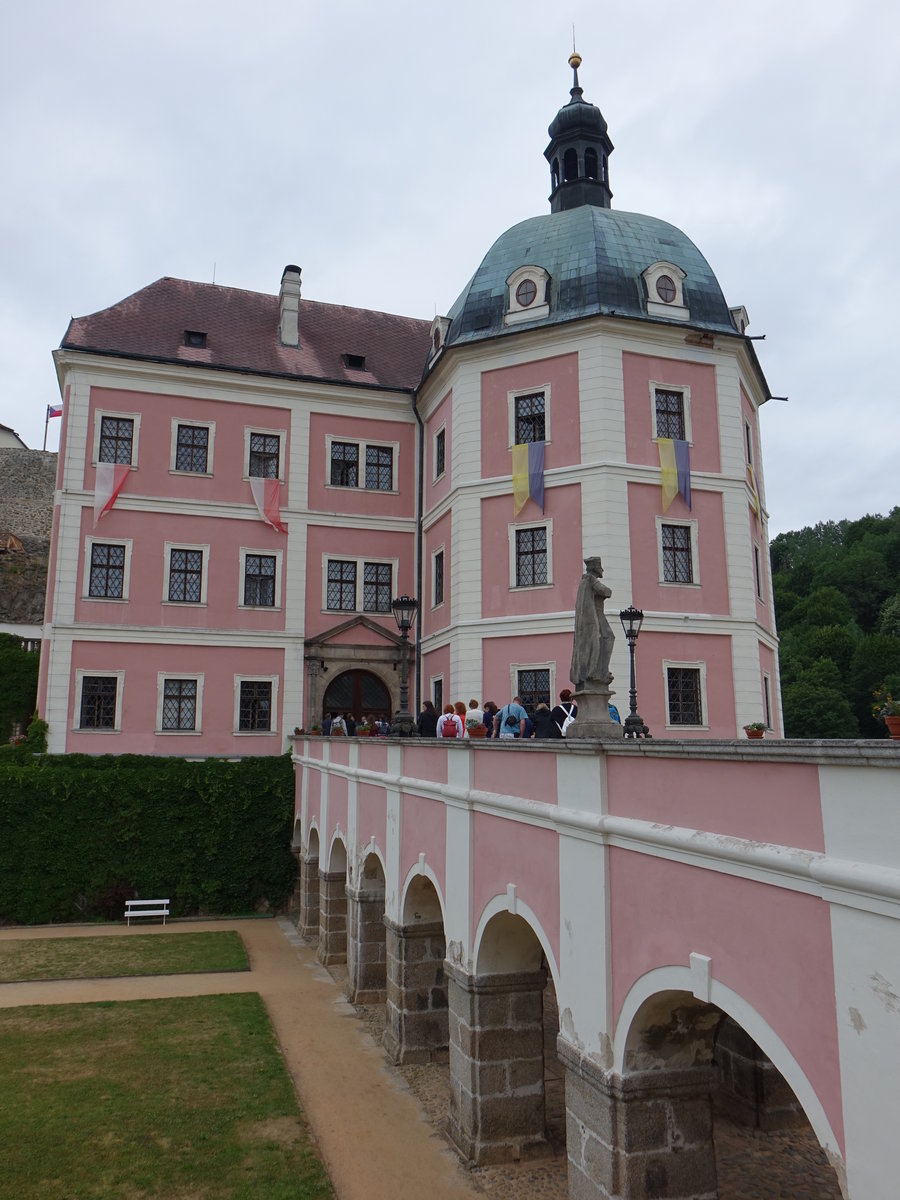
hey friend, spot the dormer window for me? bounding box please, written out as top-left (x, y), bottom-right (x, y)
top-left (429, 315), bottom-right (451, 360)
top-left (505, 265), bottom-right (550, 327)
top-left (184, 330), bottom-right (207, 348)
top-left (643, 262), bottom-right (689, 322)
top-left (342, 353), bottom-right (366, 371)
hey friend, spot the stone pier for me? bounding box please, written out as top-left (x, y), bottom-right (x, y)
top-left (447, 964), bottom-right (548, 1166)
top-left (347, 883), bottom-right (387, 1004)
top-left (296, 849), bottom-right (320, 941)
top-left (382, 918), bottom-right (448, 1064)
top-left (317, 869), bottom-right (347, 966)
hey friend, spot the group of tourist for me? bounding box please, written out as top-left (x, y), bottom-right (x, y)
top-left (416, 690), bottom-right (585, 740)
top-left (323, 712), bottom-right (392, 736)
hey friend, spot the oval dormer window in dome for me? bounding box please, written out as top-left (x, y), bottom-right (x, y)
top-left (516, 279), bottom-right (538, 308)
top-left (506, 265), bottom-right (550, 327)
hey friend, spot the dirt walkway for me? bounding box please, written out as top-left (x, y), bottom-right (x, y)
top-left (0, 918), bottom-right (477, 1200)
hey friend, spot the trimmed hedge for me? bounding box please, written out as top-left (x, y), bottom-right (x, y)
top-left (0, 753), bottom-right (297, 925)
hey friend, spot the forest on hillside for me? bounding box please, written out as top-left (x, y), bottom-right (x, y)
top-left (771, 508), bottom-right (900, 738)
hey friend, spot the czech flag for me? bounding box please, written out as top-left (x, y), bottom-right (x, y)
top-left (512, 441), bottom-right (545, 517)
top-left (47, 404), bottom-right (63, 418)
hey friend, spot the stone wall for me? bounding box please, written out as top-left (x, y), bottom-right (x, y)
top-left (0, 449), bottom-right (56, 625)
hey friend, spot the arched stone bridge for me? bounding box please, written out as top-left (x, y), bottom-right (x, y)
top-left (292, 736), bottom-right (899, 1199)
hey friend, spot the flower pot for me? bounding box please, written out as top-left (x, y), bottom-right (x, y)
top-left (885, 715), bottom-right (900, 741)
top-left (745, 728), bottom-right (765, 740)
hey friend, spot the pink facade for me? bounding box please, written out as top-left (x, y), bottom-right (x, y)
top-left (480, 353), bottom-right (581, 479)
top-left (623, 352), bottom-right (721, 473)
top-left (425, 389), bottom-right (452, 511)
top-left (307, 412), bottom-right (415, 518)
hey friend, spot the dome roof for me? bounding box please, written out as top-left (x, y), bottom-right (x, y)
top-left (547, 92), bottom-right (608, 140)
top-left (444, 205), bottom-right (735, 348)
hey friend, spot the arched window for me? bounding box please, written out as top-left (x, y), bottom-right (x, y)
top-left (551, 158), bottom-right (560, 189)
top-left (584, 148), bottom-right (598, 180)
top-left (563, 148), bottom-right (578, 182)
top-left (322, 669), bottom-right (391, 722)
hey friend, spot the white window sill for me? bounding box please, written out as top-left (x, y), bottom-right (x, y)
top-left (156, 729), bottom-right (202, 736)
top-left (510, 582), bottom-right (554, 592)
top-left (233, 729), bottom-right (278, 736)
top-left (324, 484), bottom-right (398, 496)
top-left (169, 469), bottom-right (213, 478)
top-left (238, 604), bottom-right (281, 612)
top-left (73, 727), bottom-right (121, 734)
top-left (659, 581), bottom-right (701, 589)
top-left (83, 595), bottom-right (127, 603)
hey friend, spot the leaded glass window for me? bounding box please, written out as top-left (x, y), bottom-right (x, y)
top-left (667, 667), bottom-right (702, 725)
top-left (435, 429), bottom-right (445, 478)
top-left (517, 669), bottom-right (551, 715)
top-left (249, 432), bottom-right (280, 478)
top-left (244, 554), bottom-right (276, 607)
top-left (363, 562), bottom-right (391, 612)
top-left (80, 676), bottom-right (117, 729)
top-left (365, 445), bottom-right (393, 491)
top-left (655, 389), bottom-right (685, 440)
top-left (175, 424), bottom-right (209, 473)
top-left (162, 679), bottom-right (196, 731)
top-left (331, 441), bottom-right (359, 487)
top-left (327, 560), bottom-right (356, 610)
top-left (433, 550), bottom-right (444, 606)
top-left (168, 549), bottom-right (203, 602)
top-left (89, 543), bottom-right (125, 598)
top-left (661, 524), bottom-right (693, 583)
top-left (514, 392), bottom-right (545, 444)
top-left (515, 527), bottom-right (548, 587)
top-left (99, 416), bottom-right (134, 465)
top-left (239, 680), bottom-right (272, 731)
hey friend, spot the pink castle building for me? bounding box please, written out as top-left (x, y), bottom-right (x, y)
top-left (38, 56), bottom-right (779, 754)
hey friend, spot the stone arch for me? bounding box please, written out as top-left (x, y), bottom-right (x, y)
top-left (450, 905), bottom-right (565, 1165)
top-left (326, 834), bottom-right (347, 874)
top-left (322, 668), bottom-right (392, 724)
top-left (473, 894), bottom-right (560, 992)
top-left (318, 833), bottom-right (348, 966)
top-left (297, 824), bottom-right (321, 941)
top-left (563, 146), bottom-right (578, 181)
top-left (347, 850), bottom-right (387, 1005)
top-left (384, 869), bottom-right (448, 1066)
top-left (598, 970), bottom-right (845, 1198)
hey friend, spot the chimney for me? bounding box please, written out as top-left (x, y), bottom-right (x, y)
top-left (279, 264), bottom-right (302, 346)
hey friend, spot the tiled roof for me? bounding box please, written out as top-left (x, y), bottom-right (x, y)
top-left (61, 278), bottom-right (432, 392)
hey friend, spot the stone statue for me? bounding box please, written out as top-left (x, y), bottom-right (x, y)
top-left (570, 556), bottom-right (615, 691)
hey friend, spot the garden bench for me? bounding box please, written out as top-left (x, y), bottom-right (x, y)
top-left (125, 898), bottom-right (170, 926)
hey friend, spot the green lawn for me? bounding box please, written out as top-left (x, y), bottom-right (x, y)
top-left (0, 931), bottom-right (249, 982)
top-left (0, 993), bottom-right (333, 1199)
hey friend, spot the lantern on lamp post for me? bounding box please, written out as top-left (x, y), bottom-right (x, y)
top-left (619, 605), bottom-right (649, 739)
top-left (389, 594), bottom-right (419, 736)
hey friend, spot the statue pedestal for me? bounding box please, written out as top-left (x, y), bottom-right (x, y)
top-left (566, 684), bottom-right (623, 741)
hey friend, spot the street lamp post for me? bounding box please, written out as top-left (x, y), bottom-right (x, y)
top-left (619, 605), bottom-right (649, 739)
top-left (389, 594), bottom-right (419, 736)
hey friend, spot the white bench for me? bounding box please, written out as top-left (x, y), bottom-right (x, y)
top-left (125, 898), bottom-right (170, 926)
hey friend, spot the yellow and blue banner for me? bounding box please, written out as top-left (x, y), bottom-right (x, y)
top-left (658, 438), bottom-right (691, 511)
top-left (512, 441), bottom-right (545, 516)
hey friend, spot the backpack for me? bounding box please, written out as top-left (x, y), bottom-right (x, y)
top-left (331, 716), bottom-right (346, 736)
top-left (556, 704), bottom-right (575, 737)
top-left (441, 716), bottom-right (459, 738)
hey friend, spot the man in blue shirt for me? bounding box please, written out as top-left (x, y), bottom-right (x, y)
top-left (494, 696), bottom-right (528, 740)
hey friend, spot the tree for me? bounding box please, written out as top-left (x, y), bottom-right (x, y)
top-left (782, 659), bottom-right (858, 739)
top-left (0, 635), bottom-right (39, 742)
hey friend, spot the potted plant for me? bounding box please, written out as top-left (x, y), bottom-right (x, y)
top-left (872, 688), bottom-right (900, 740)
top-left (743, 722), bottom-right (766, 740)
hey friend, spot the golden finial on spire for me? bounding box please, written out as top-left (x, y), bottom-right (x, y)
top-left (568, 50), bottom-right (582, 70)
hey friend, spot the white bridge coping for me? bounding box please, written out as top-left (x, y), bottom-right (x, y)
top-left (293, 739), bottom-right (900, 915)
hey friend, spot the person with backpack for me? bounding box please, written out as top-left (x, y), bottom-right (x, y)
top-left (551, 689), bottom-right (577, 738)
top-left (494, 696), bottom-right (527, 740)
top-left (436, 704), bottom-right (463, 739)
top-left (330, 712), bottom-right (347, 736)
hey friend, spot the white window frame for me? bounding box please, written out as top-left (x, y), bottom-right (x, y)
top-left (655, 517), bottom-right (700, 587)
top-left (156, 672), bottom-right (204, 735)
top-left (170, 418), bottom-right (216, 475)
top-left (643, 261), bottom-right (689, 321)
top-left (744, 419), bottom-right (754, 468)
top-left (433, 424), bottom-right (446, 482)
top-left (431, 674), bottom-right (444, 712)
top-left (243, 426), bottom-right (287, 482)
top-left (163, 542), bottom-right (210, 606)
top-left (663, 660), bottom-right (709, 730)
top-left (92, 409), bottom-right (141, 468)
top-left (73, 669), bottom-right (125, 733)
top-left (325, 435), bottom-right (400, 493)
top-left (238, 547), bottom-right (283, 611)
top-left (509, 519), bottom-right (553, 590)
top-left (510, 662), bottom-right (556, 710)
top-left (320, 554), bottom-right (398, 614)
top-left (649, 382), bottom-right (693, 444)
top-left (233, 674), bottom-right (279, 736)
top-left (507, 385), bottom-right (551, 449)
top-left (431, 545), bottom-right (445, 610)
top-left (753, 542), bottom-right (764, 601)
top-left (763, 673), bottom-right (773, 730)
top-left (82, 536), bottom-right (133, 601)
top-left (505, 264), bottom-right (551, 326)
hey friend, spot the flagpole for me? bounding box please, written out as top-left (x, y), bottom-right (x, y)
top-left (42, 405), bottom-right (49, 451)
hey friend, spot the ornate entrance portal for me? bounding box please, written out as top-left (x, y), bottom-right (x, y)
top-left (322, 669), bottom-right (391, 723)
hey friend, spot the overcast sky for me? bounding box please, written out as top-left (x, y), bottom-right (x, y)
top-left (1, 0), bottom-right (896, 538)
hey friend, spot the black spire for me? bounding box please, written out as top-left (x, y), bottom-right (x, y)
top-left (544, 52), bottom-right (614, 212)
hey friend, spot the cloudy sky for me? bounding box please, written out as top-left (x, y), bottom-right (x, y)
top-left (1, 0), bottom-right (896, 537)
